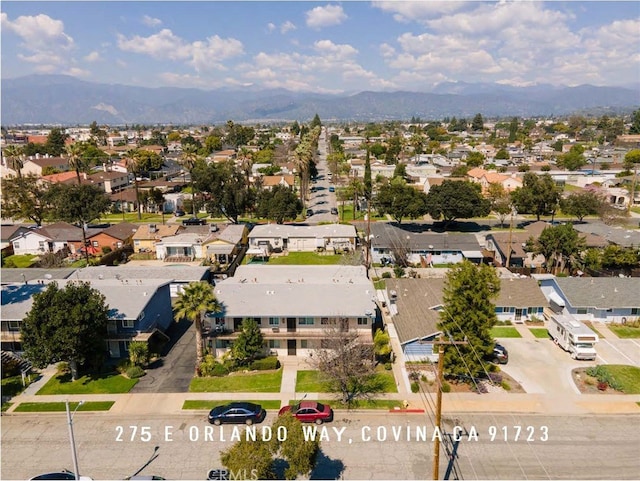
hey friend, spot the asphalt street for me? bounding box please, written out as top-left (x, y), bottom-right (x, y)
top-left (2, 412), bottom-right (638, 480)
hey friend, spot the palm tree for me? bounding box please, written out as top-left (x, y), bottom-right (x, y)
top-left (179, 143), bottom-right (199, 217)
top-left (125, 148), bottom-right (142, 220)
top-left (173, 281), bottom-right (222, 376)
top-left (66, 142), bottom-right (87, 185)
top-left (3, 145), bottom-right (24, 178)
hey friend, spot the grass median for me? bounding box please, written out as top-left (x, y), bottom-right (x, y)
top-left (189, 369), bottom-right (283, 393)
top-left (13, 401), bottom-right (115, 412)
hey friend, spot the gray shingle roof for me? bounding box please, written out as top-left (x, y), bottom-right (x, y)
top-left (72, 265), bottom-right (210, 283)
top-left (370, 223), bottom-right (481, 251)
top-left (573, 222), bottom-right (640, 248)
top-left (555, 277), bottom-right (640, 309)
top-left (248, 224), bottom-right (356, 239)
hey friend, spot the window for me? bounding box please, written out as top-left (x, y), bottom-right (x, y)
top-left (300, 340), bottom-right (308, 349)
top-left (38, 241), bottom-right (45, 250)
top-left (8, 321), bottom-right (20, 331)
top-left (357, 317), bottom-right (368, 325)
top-left (92, 241), bottom-right (99, 247)
top-left (123, 320), bottom-right (135, 328)
top-left (253, 317), bottom-right (262, 325)
top-left (268, 340), bottom-right (280, 349)
top-left (577, 308), bottom-right (588, 315)
top-left (13, 242), bottom-right (20, 249)
top-left (268, 317), bottom-right (279, 326)
top-left (116, 242), bottom-right (123, 248)
top-left (632, 308), bottom-right (639, 316)
top-left (298, 317), bottom-right (314, 325)
top-left (137, 311), bottom-right (145, 322)
top-left (495, 307), bottom-right (504, 313)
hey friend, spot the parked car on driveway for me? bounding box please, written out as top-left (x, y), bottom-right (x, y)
top-left (491, 343), bottom-right (509, 364)
top-left (306, 208), bottom-right (313, 217)
top-left (208, 402), bottom-right (266, 425)
top-left (182, 217), bottom-right (206, 226)
top-left (174, 210), bottom-right (186, 217)
top-left (328, 186), bottom-right (335, 192)
top-left (278, 401), bottom-right (333, 424)
top-left (330, 207), bottom-right (338, 215)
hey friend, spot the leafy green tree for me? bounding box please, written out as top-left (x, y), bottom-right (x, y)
top-left (369, 142), bottom-right (386, 158)
top-left (204, 134), bottom-right (222, 154)
top-left (195, 160), bottom-right (250, 224)
top-left (384, 136), bottom-right (403, 164)
top-left (533, 224), bottom-right (587, 274)
top-left (21, 281), bottom-right (109, 380)
top-left (66, 142), bottom-right (88, 184)
top-left (373, 329), bottom-right (391, 362)
top-left (271, 413), bottom-right (320, 479)
top-left (629, 110), bottom-right (640, 135)
top-left (393, 162), bottom-right (408, 180)
top-left (1, 174), bottom-right (53, 225)
top-left (471, 113), bottom-right (484, 131)
top-left (438, 261), bottom-right (499, 379)
top-left (231, 319), bottom-right (264, 366)
top-left (310, 113), bottom-right (322, 129)
top-left (173, 281), bottom-right (221, 375)
top-left (623, 149), bottom-right (640, 171)
top-left (45, 127), bottom-right (68, 156)
top-left (510, 172), bottom-right (561, 221)
top-left (560, 191), bottom-right (603, 221)
top-left (601, 245), bottom-right (640, 272)
top-left (558, 144), bottom-right (587, 171)
top-left (221, 436), bottom-right (275, 480)
top-left (495, 148), bottom-right (510, 160)
top-left (256, 184), bottom-right (302, 224)
top-left (508, 117), bottom-right (519, 143)
top-left (465, 151), bottom-right (485, 167)
top-left (375, 177), bottom-right (428, 224)
top-left (425, 180), bottom-right (490, 228)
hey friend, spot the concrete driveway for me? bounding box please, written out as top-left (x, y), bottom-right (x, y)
top-left (131, 319), bottom-right (196, 393)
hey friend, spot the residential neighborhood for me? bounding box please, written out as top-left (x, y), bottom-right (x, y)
top-left (2, 114), bottom-right (640, 480)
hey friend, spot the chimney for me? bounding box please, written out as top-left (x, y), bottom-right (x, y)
top-left (149, 224), bottom-right (157, 233)
top-left (35, 153), bottom-right (40, 159)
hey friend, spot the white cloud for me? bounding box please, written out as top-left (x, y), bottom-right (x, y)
top-left (372, 1), bottom-right (468, 23)
top-left (117, 29), bottom-right (244, 72)
top-left (84, 51), bottom-right (101, 63)
top-left (2, 12), bottom-right (75, 72)
top-left (305, 5), bottom-right (347, 29)
top-left (267, 22), bottom-right (276, 32)
top-left (313, 40), bottom-right (358, 60)
top-left (64, 67), bottom-right (90, 77)
top-left (142, 15), bottom-right (162, 27)
top-left (280, 21), bottom-right (296, 34)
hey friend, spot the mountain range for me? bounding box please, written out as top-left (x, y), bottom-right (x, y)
top-left (1, 75), bottom-right (638, 125)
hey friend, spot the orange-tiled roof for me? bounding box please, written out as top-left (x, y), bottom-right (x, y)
top-left (41, 171), bottom-right (78, 183)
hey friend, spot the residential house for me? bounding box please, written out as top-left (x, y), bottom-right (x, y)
top-left (466, 167), bottom-right (523, 193)
top-left (20, 156), bottom-right (69, 177)
top-left (10, 222), bottom-right (85, 256)
top-left (538, 277), bottom-right (640, 324)
top-left (261, 175), bottom-right (295, 190)
top-left (109, 188), bottom-right (140, 213)
top-left (572, 222), bottom-right (640, 248)
top-left (132, 223), bottom-right (183, 254)
top-left (368, 223), bottom-right (485, 266)
top-left (1, 224), bottom-right (32, 255)
top-left (210, 150), bottom-right (236, 163)
top-left (1, 278), bottom-right (173, 357)
top-left (247, 224), bottom-right (357, 254)
top-left (210, 265), bottom-right (379, 358)
top-left (87, 222), bottom-right (138, 253)
top-left (155, 225), bottom-right (213, 261)
top-left (203, 224), bottom-right (248, 267)
top-left (385, 276), bottom-right (548, 362)
top-left (84, 170), bottom-right (130, 193)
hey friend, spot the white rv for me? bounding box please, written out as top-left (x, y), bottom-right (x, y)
top-left (548, 313), bottom-right (598, 360)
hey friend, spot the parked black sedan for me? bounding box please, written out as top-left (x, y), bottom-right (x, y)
top-left (208, 402), bottom-right (266, 426)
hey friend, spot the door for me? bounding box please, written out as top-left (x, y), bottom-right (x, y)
top-left (108, 341), bottom-right (120, 358)
top-left (287, 339), bottom-right (296, 356)
top-left (515, 308), bottom-right (523, 321)
top-left (287, 318), bottom-right (296, 332)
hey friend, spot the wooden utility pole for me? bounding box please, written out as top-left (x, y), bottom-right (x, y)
top-left (432, 334), bottom-right (468, 480)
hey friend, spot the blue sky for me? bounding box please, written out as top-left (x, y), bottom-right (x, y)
top-left (2, 1), bottom-right (639, 93)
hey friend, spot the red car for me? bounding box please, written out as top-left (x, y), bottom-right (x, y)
top-left (278, 401), bottom-right (334, 424)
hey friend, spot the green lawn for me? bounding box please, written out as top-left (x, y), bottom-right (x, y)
top-left (338, 205), bottom-right (386, 222)
top-left (3, 254), bottom-right (38, 268)
top-left (491, 326), bottom-right (522, 338)
top-left (36, 372), bottom-right (138, 395)
top-left (596, 365), bottom-right (640, 394)
top-left (13, 401), bottom-right (115, 412)
top-left (267, 252), bottom-right (343, 265)
top-left (2, 375), bottom-right (33, 398)
top-left (529, 328), bottom-right (550, 339)
top-left (608, 325), bottom-right (640, 339)
top-left (296, 369), bottom-right (397, 393)
top-left (373, 279), bottom-right (386, 290)
top-left (1, 402), bottom-right (13, 412)
top-left (98, 212), bottom-right (166, 223)
top-left (189, 370), bottom-right (283, 393)
top-left (182, 400), bottom-right (282, 410)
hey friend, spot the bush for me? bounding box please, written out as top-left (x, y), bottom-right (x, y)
top-left (249, 357), bottom-right (281, 371)
top-left (586, 365), bottom-right (623, 391)
top-left (408, 370), bottom-right (420, 381)
top-left (384, 363), bottom-right (392, 371)
top-left (441, 382), bottom-right (451, 393)
top-left (381, 272), bottom-right (392, 279)
top-left (101, 246), bottom-right (112, 255)
top-left (199, 355), bottom-right (229, 377)
top-left (56, 362), bottom-right (71, 376)
top-left (129, 341), bottom-right (150, 367)
top-left (420, 374), bottom-right (427, 382)
top-left (393, 266), bottom-right (406, 278)
top-left (116, 359), bottom-right (131, 374)
top-left (488, 372), bottom-right (503, 384)
top-left (501, 381), bottom-right (511, 391)
top-left (125, 365), bottom-right (146, 379)
top-left (1, 376), bottom-right (24, 397)
top-left (411, 381), bottom-right (420, 393)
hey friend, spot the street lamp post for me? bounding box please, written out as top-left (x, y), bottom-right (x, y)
top-left (65, 400), bottom-right (84, 480)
